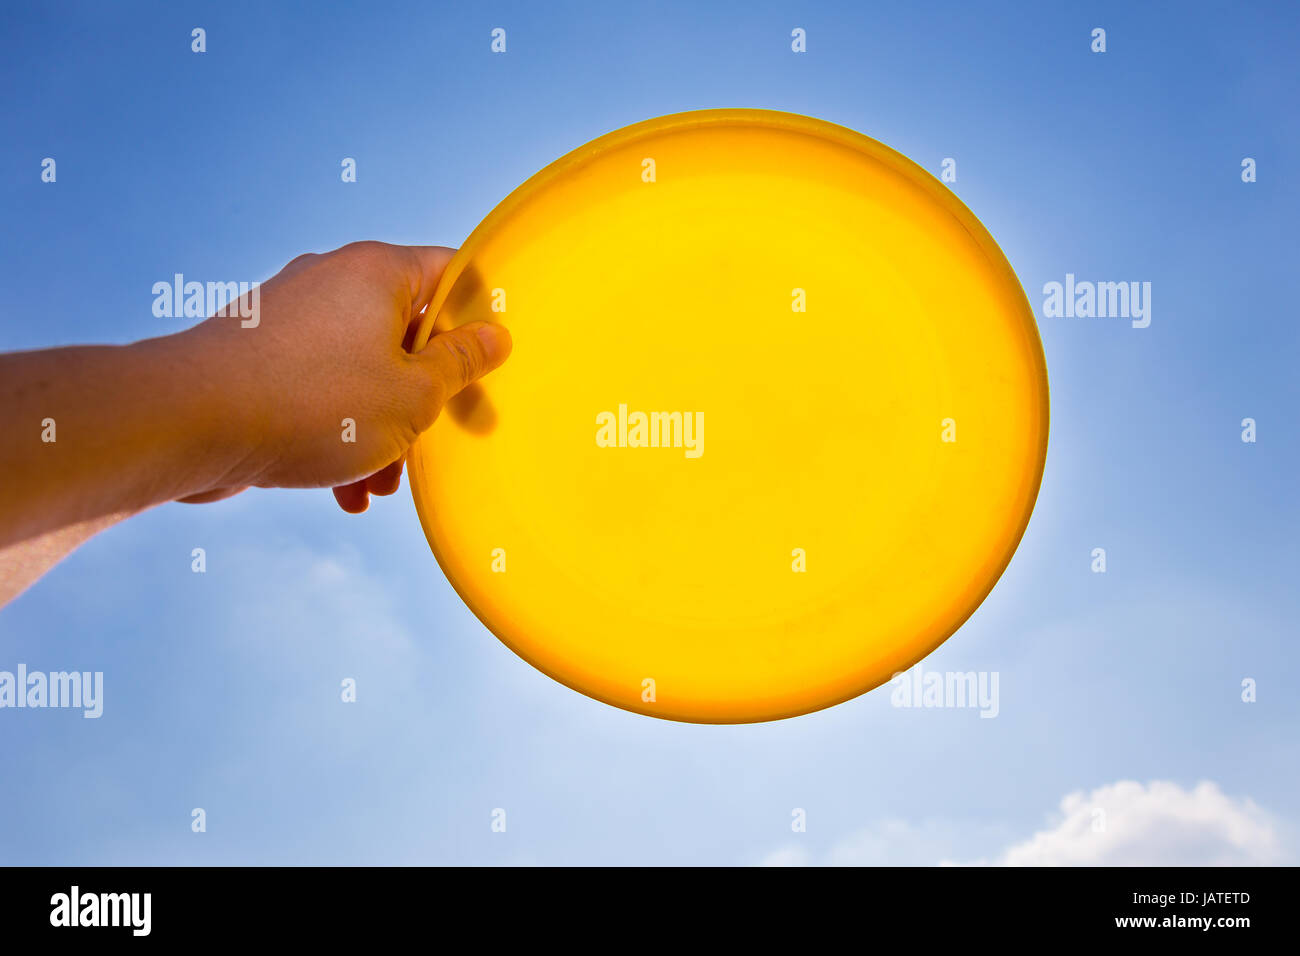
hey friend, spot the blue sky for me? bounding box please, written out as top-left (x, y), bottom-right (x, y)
top-left (1, 1), bottom-right (1296, 864)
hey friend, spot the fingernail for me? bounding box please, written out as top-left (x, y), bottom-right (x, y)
top-left (475, 322), bottom-right (512, 364)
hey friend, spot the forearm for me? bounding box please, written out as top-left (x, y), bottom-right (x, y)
top-left (0, 333), bottom-right (249, 549)
top-left (0, 241), bottom-right (509, 606)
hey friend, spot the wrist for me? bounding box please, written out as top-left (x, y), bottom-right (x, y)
top-left (129, 330), bottom-right (270, 497)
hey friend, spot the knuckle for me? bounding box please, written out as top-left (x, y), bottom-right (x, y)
top-left (337, 240), bottom-right (393, 270)
top-left (441, 335), bottom-right (482, 386)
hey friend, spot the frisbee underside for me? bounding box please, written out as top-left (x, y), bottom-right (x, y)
top-left (409, 109), bottom-right (1049, 723)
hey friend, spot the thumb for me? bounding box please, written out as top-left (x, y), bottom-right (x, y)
top-left (414, 321), bottom-right (513, 398)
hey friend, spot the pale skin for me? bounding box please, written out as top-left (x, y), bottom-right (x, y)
top-left (0, 241), bottom-right (512, 607)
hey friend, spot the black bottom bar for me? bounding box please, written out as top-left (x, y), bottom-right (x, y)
top-left (0, 865), bottom-right (1283, 942)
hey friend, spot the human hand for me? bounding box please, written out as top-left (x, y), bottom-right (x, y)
top-left (179, 241), bottom-right (511, 512)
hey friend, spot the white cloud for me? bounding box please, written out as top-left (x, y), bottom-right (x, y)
top-left (760, 818), bottom-right (978, 867)
top-left (951, 780), bottom-right (1286, 867)
top-left (760, 781), bottom-right (1289, 867)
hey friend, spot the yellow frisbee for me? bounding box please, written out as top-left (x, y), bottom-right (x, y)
top-left (409, 109), bottom-right (1048, 723)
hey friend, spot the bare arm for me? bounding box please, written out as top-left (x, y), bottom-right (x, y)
top-left (0, 241), bottom-right (511, 606)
